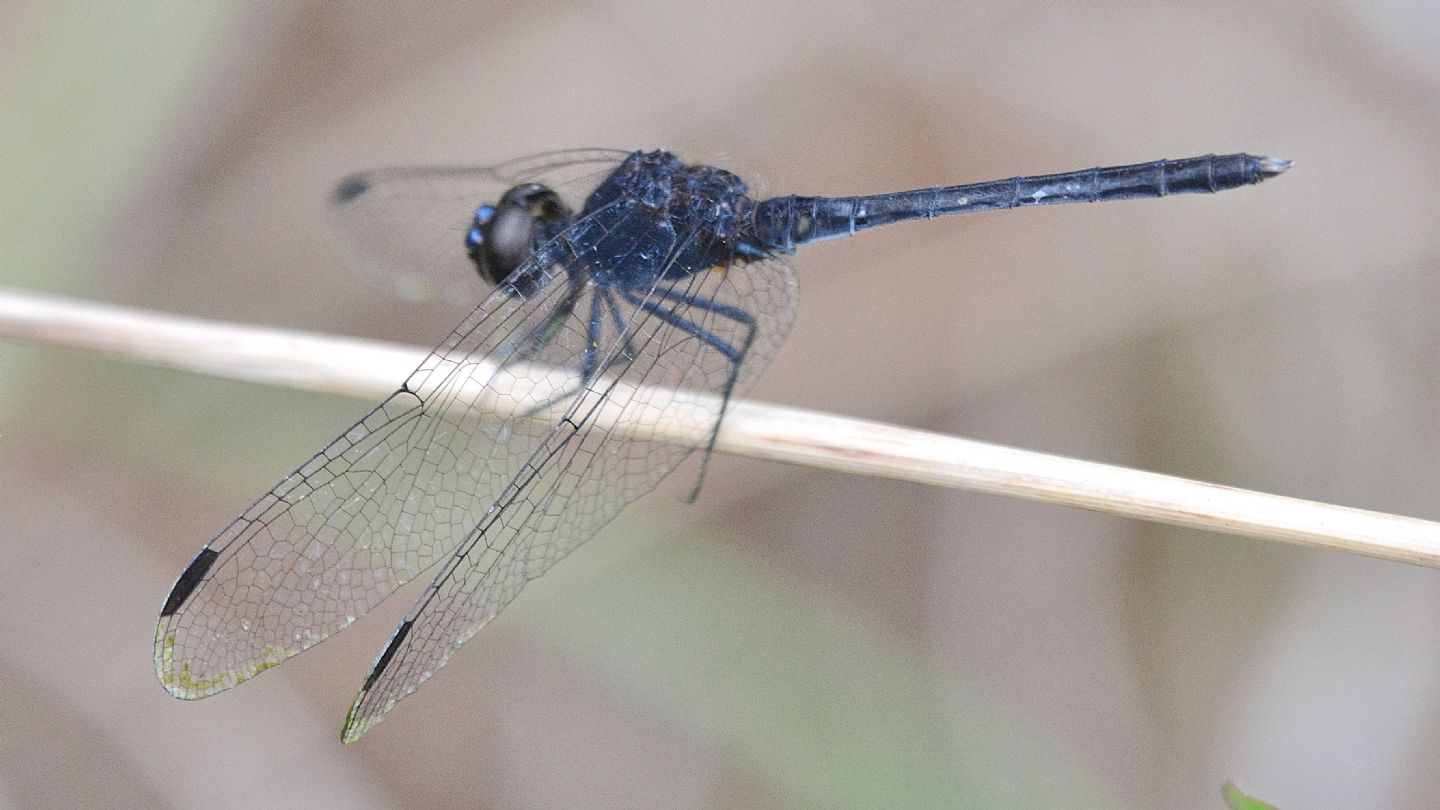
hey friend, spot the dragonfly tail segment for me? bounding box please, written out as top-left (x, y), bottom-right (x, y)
top-left (752, 152), bottom-right (1291, 251)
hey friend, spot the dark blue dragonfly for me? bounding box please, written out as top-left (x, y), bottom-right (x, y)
top-left (155, 148), bottom-right (1288, 741)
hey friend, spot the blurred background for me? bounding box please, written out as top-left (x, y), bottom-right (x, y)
top-left (3, 1), bottom-right (1439, 808)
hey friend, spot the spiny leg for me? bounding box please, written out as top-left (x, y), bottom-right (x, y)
top-left (619, 283), bottom-right (757, 501)
top-left (642, 283), bottom-right (757, 325)
top-left (479, 274), bottom-right (584, 377)
top-left (600, 288), bottom-right (640, 362)
top-left (514, 284), bottom-right (610, 420)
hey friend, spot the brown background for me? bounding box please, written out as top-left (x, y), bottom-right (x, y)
top-left (4, 2), bottom-right (1440, 808)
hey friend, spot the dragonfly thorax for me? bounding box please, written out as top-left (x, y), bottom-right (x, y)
top-left (583, 151), bottom-right (764, 268)
top-left (468, 152), bottom-right (769, 298)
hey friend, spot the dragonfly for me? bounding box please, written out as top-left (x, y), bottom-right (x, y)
top-left (155, 148), bottom-right (1289, 742)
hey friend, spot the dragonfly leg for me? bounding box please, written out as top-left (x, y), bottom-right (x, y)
top-left (642, 283), bottom-right (757, 326)
top-left (599, 288), bottom-right (640, 362)
top-left (619, 284), bottom-right (757, 501)
top-left (513, 286), bottom-right (610, 420)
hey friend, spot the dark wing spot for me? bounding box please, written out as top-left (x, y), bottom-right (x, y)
top-left (362, 619), bottom-right (413, 693)
top-left (332, 174), bottom-right (371, 204)
top-left (160, 547), bottom-right (220, 617)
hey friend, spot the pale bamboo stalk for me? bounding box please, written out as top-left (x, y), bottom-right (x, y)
top-left (4, 286), bottom-right (1440, 568)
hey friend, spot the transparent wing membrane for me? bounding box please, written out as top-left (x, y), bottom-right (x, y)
top-left (344, 249), bottom-right (795, 740)
top-left (330, 149), bottom-right (630, 304)
top-left (156, 233), bottom-right (591, 699)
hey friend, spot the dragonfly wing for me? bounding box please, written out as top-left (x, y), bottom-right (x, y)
top-left (155, 193), bottom-right (639, 698)
top-left (329, 148), bottom-right (632, 305)
top-left (341, 250), bottom-right (798, 742)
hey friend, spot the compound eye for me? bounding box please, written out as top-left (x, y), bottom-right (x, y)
top-left (480, 206), bottom-right (539, 283)
top-left (467, 186), bottom-right (570, 288)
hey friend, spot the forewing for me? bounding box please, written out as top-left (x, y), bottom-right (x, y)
top-left (155, 194), bottom-right (641, 699)
top-left (330, 149), bottom-right (630, 304)
top-left (341, 250), bottom-right (798, 742)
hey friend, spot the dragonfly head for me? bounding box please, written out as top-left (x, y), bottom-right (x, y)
top-left (466, 183), bottom-right (573, 291)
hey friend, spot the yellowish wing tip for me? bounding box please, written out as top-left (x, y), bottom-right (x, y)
top-left (152, 631), bottom-right (295, 699)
